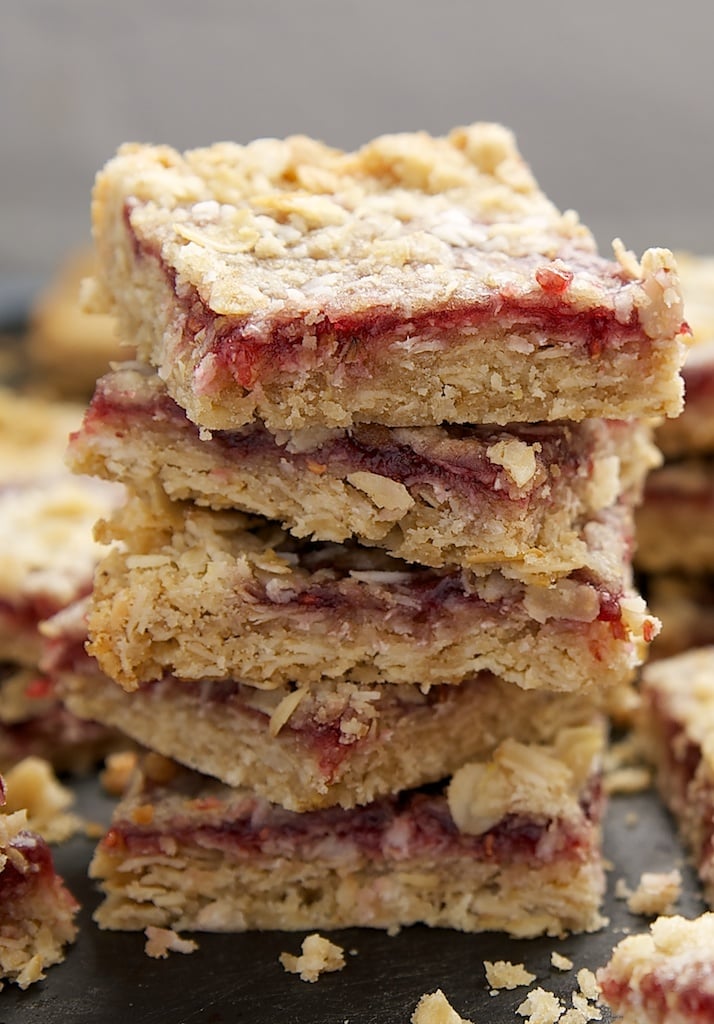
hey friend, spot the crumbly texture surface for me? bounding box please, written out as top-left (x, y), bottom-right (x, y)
top-left (636, 459), bottom-right (714, 573)
top-left (86, 495), bottom-right (656, 694)
top-left (60, 657), bottom-right (601, 811)
top-left (646, 575), bottom-right (714, 659)
top-left (90, 729), bottom-right (606, 936)
top-left (641, 647), bottom-right (714, 905)
top-left (88, 124), bottom-right (687, 431)
top-left (0, 796), bottom-right (78, 991)
top-left (597, 913), bottom-right (714, 1024)
top-left (656, 253), bottom-right (714, 458)
top-left (27, 246), bottom-right (128, 397)
top-left (69, 362), bottom-right (659, 572)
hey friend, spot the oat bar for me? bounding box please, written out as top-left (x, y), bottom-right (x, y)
top-left (56, 641), bottom-right (599, 811)
top-left (68, 362), bottom-right (659, 572)
top-left (86, 495), bottom-right (657, 693)
top-left (90, 725), bottom-right (607, 936)
top-left (87, 124), bottom-right (688, 431)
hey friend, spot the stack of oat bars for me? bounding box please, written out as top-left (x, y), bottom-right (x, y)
top-left (52, 123), bottom-right (688, 937)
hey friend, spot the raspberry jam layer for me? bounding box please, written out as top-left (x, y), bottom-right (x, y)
top-left (102, 772), bottom-right (602, 867)
top-left (80, 366), bottom-right (599, 505)
top-left (185, 288), bottom-right (644, 390)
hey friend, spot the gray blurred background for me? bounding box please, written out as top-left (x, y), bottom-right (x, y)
top-left (2, 0), bottom-right (713, 283)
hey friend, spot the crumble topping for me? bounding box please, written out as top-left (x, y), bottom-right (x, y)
top-left (279, 933), bottom-right (345, 982)
top-left (96, 126), bottom-right (685, 347)
top-left (551, 952), bottom-right (574, 971)
top-left (447, 725), bottom-right (602, 835)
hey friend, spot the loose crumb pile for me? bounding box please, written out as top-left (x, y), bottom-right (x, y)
top-left (279, 933), bottom-right (345, 983)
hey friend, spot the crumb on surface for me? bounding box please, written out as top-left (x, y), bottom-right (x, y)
top-left (279, 933), bottom-right (345, 983)
top-left (551, 951), bottom-right (573, 971)
top-left (484, 959), bottom-right (536, 990)
top-left (577, 968), bottom-right (600, 1002)
top-left (144, 926), bottom-right (198, 959)
top-left (517, 987), bottom-right (564, 1024)
top-left (411, 989), bottom-right (473, 1024)
top-left (626, 870), bottom-right (682, 916)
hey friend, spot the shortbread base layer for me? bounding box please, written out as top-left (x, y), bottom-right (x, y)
top-left (90, 740), bottom-right (606, 937)
top-left (641, 647), bottom-right (714, 906)
top-left (60, 660), bottom-right (599, 811)
top-left (69, 362), bottom-right (658, 572)
top-left (636, 460), bottom-right (714, 573)
top-left (87, 497), bottom-right (656, 693)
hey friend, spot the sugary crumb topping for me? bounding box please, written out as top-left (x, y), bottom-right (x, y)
top-left (96, 125), bottom-right (685, 341)
top-left (411, 990), bottom-right (473, 1024)
top-left (447, 725), bottom-right (602, 835)
top-left (625, 870), bottom-right (682, 917)
top-left (551, 952), bottom-right (574, 971)
top-left (279, 933), bottom-right (345, 983)
top-left (517, 986), bottom-right (564, 1024)
top-left (144, 926), bottom-right (198, 959)
top-left (484, 959), bottom-right (536, 990)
